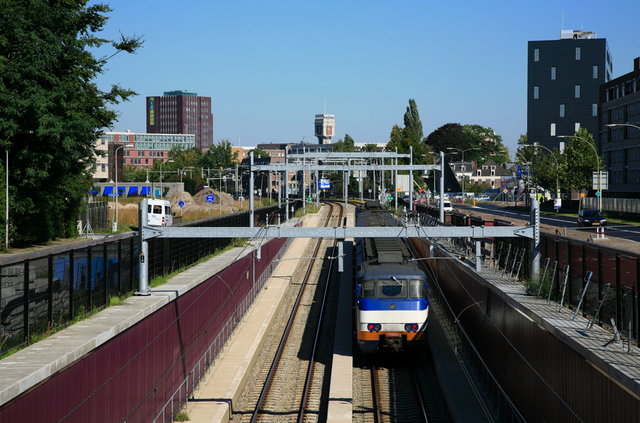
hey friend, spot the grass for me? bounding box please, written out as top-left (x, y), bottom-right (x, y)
top-left (174, 411), bottom-right (190, 421)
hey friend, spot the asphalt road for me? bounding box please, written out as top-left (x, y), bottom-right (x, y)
top-left (456, 202), bottom-right (640, 244)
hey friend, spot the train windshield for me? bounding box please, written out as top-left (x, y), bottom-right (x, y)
top-left (361, 279), bottom-right (425, 299)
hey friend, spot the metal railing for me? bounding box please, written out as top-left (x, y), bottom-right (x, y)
top-left (0, 202), bottom-right (299, 356)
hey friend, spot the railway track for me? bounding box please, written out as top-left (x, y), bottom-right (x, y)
top-left (232, 202), bottom-right (344, 423)
top-left (354, 349), bottom-right (451, 423)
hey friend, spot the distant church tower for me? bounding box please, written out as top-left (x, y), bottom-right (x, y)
top-left (314, 114), bottom-right (335, 144)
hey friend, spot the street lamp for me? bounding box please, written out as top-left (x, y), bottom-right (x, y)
top-left (446, 147), bottom-right (479, 199)
top-left (113, 143), bottom-right (134, 232)
top-left (557, 135), bottom-right (601, 211)
top-left (523, 143), bottom-right (560, 208)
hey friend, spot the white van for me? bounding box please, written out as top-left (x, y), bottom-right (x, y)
top-left (147, 199), bottom-right (173, 226)
top-left (442, 200), bottom-right (454, 212)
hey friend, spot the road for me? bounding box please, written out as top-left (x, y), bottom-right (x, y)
top-left (456, 202), bottom-right (640, 244)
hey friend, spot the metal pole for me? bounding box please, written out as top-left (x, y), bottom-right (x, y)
top-left (315, 169), bottom-right (319, 206)
top-left (235, 163), bottom-right (239, 196)
top-left (439, 151), bottom-right (445, 223)
top-left (136, 198), bottom-right (150, 295)
top-left (250, 152), bottom-right (254, 227)
top-left (409, 146), bottom-right (413, 212)
top-left (530, 197), bottom-right (541, 281)
top-left (394, 148), bottom-right (398, 210)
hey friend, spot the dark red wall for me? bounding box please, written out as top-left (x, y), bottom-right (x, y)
top-left (0, 238), bottom-right (287, 423)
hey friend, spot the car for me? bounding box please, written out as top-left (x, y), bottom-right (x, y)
top-left (442, 200), bottom-right (454, 212)
top-left (475, 195), bottom-right (491, 201)
top-left (577, 209), bottom-right (606, 226)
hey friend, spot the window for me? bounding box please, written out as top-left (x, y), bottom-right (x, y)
top-left (533, 86), bottom-right (539, 99)
top-left (575, 123), bottom-right (581, 132)
top-left (592, 104), bottom-right (598, 117)
top-left (575, 85), bottom-right (581, 98)
top-left (593, 66), bottom-right (599, 79)
top-left (551, 67), bottom-right (557, 80)
top-left (550, 123), bottom-right (556, 136)
top-left (575, 47), bottom-right (581, 60)
top-left (534, 48), bottom-right (539, 62)
top-left (560, 104), bottom-right (565, 117)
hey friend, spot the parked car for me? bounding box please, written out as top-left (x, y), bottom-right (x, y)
top-left (577, 209), bottom-right (606, 226)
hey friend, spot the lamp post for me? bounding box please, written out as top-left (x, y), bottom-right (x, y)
top-left (446, 147), bottom-right (479, 199)
top-left (4, 149), bottom-right (8, 251)
top-left (557, 135), bottom-right (601, 211)
top-left (113, 143), bottom-right (134, 232)
top-left (523, 143), bottom-right (560, 209)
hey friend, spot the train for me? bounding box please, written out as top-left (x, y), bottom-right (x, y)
top-left (354, 201), bottom-right (429, 353)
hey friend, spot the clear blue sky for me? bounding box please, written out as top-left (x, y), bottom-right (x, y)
top-left (95, 0), bottom-right (640, 156)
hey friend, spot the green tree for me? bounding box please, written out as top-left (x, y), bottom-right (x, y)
top-left (559, 128), bottom-right (601, 192)
top-left (332, 133), bottom-right (356, 152)
top-left (0, 1), bottom-right (142, 246)
top-left (248, 147), bottom-right (269, 159)
top-left (403, 99), bottom-right (423, 145)
top-left (425, 123), bottom-right (467, 155)
top-left (202, 140), bottom-right (238, 169)
top-left (462, 124), bottom-right (510, 164)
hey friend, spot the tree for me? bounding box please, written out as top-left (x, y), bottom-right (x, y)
top-left (559, 128), bottom-right (600, 192)
top-left (462, 125), bottom-right (510, 164)
top-left (202, 140), bottom-right (238, 169)
top-left (425, 123), bottom-right (467, 155)
top-left (0, 1), bottom-right (142, 246)
top-left (403, 99), bottom-right (423, 145)
top-left (248, 147), bottom-right (269, 159)
top-left (332, 134), bottom-right (356, 152)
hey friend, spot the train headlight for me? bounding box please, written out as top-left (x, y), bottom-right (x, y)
top-left (404, 323), bottom-right (419, 332)
top-left (367, 323), bottom-right (382, 332)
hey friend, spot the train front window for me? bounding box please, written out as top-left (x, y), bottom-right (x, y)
top-left (362, 280), bottom-right (376, 298)
top-left (377, 279), bottom-right (407, 298)
top-left (408, 279), bottom-right (425, 299)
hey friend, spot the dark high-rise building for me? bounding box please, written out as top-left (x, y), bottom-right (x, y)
top-left (528, 30), bottom-right (612, 150)
top-left (146, 90), bottom-right (213, 150)
top-left (600, 58), bottom-right (640, 197)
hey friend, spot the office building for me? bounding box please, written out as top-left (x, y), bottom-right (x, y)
top-left (528, 30), bottom-right (612, 150)
top-left (98, 131), bottom-right (196, 176)
top-left (146, 90), bottom-right (213, 150)
top-left (600, 57), bottom-right (640, 197)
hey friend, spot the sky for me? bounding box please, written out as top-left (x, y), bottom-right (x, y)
top-left (95, 0), bottom-right (640, 156)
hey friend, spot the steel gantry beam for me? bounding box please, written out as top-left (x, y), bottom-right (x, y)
top-left (143, 225), bottom-right (534, 240)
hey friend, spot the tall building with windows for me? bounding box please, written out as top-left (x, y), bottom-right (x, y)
top-left (146, 90), bottom-right (213, 150)
top-left (528, 30), bottom-right (612, 150)
top-left (600, 58), bottom-right (640, 197)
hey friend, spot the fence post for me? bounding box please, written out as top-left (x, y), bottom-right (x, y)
top-left (103, 243), bottom-right (108, 307)
top-left (23, 260), bottom-right (29, 343)
top-left (87, 246), bottom-right (93, 310)
top-left (530, 197), bottom-right (541, 281)
top-left (69, 250), bottom-right (75, 318)
top-left (48, 256), bottom-right (53, 325)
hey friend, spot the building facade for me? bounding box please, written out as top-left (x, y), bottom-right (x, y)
top-left (97, 131), bottom-right (196, 178)
top-left (600, 58), bottom-right (640, 197)
top-left (146, 90), bottom-right (213, 150)
top-left (528, 30), bottom-right (612, 150)
top-left (314, 114), bottom-right (335, 144)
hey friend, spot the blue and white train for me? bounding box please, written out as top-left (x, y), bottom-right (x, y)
top-left (355, 201), bottom-right (429, 353)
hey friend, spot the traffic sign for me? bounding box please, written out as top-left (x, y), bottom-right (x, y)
top-left (206, 194), bottom-right (215, 203)
top-left (386, 196), bottom-right (393, 201)
top-left (553, 198), bottom-right (562, 209)
top-left (178, 200), bottom-right (185, 208)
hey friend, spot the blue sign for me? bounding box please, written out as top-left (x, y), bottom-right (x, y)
top-left (206, 194), bottom-right (215, 203)
top-left (319, 178), bottom-right (331, 189)
top-left (178, 200), bottom-right (185, 208)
